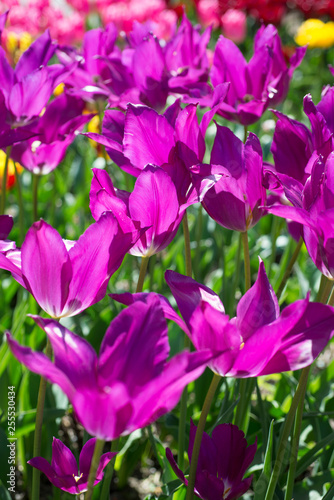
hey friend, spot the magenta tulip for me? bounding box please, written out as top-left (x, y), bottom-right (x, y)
top-left (28, 438), bottom-right (115, 495)
top-left (7, 295), bottom-right (214, 440)
top-left (163, 261), bottom-right (334, 377)
top-left (0, 213), bottom-right (137, 317)
top-left (201, 126), bottom-right (266, 232)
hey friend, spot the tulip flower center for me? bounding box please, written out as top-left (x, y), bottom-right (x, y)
top-left (223, 486), bottom-right (231, 498)
top-left (73, 473), bottom-right (83, 483)
top-left (243, 94), bottom-right (254, 103)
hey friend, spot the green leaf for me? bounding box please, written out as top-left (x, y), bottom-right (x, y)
top-left (254, 420), bottom-right (274, 500)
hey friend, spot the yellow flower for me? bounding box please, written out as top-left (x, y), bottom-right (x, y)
top-left (0, 151), bottom-right (23, 190)
top-left (6, 31), bottom-right (33, 64)
top-left (295, 19), bottom-right (334, 49)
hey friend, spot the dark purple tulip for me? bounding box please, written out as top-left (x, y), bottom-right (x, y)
top-left (7, 296), bottom-right (213, 440)
top-left (167, 421), bottom-right (256, 500)
top-left (0, 213), bottom-right (138, 317)
top-left (0, 30), bottom-right (67, 126)
top-left (210, 25), bottom-right (306, 125)
top-left (201, 126), bottom-right (266, 232)
top-left (28, 438), bottom-right (115, 494)
top-left (164, 261), bottom-right (334, 377)
top-left (10, 94), bottom-right (93, 175)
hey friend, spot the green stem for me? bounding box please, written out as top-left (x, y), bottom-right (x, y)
top-left (100, 439), bottom-right (119, 500)
top-left (264, 366), bottom-right (311, 500)
top-left (31, 339), bottom-right (52, 500)
top-left (327, 284), bottom-right (334, 306)
top-left (32, 173), bottom-right (40, 222)
top-left (234, 377), bottom-right (255, 434)
top-left (178, 333), bottom-right (191, 470)
top-left (241, 231), bottom-right (251, 291)
top-left (268, 216), bottom-right (280, 278)
top-left (13, 162), bottom-right (25, 245)
top-left (317, 275), bottom-right (333, 304)
top-left (178, 211), bottom-right (193, 468)
top-left (284, 280), bottom-right (333, 499)
top-left (85, 438), bottom-right (105, 500)
top-left (284, 370), bottom-right (309, 500)
top-left (228, 233), bottom-right (242, 316)
top-left (136, 256), bottom-right (149, 293)
top-left (194, 205), bottom-right (203, 280)
top-left (0, 145), bottom-right (12, 215)
top-left (276, 237), bottom-right (303, 301)
top-left (183, 211), bottom-right (192, 278)
top-left (147, 425), bottom-right (161, 466)
top-left (186, 373), bottom-right (221, 500)
top-left (243, 125), bottom-right (248, 144)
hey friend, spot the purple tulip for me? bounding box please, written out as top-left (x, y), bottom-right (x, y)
top-left (10, 94), bottom-right (93, 175)
top-left (267, 152), bottom-right (334, 279)
top-left (57, 24), bottom-right (122, 103)
top-left (163, 260), bottom-right (334, 377)
top-left (90, 164), bottom-right (217, 257)
top-left (28, 438), bottom-right (115, 495)
top-left (268, 92), bottom-right (334, 184)
top-left (0, 30), bottom-right (69, 126)
top-left (0, 212), bottom-right (137, 317)
top-left (201, 126), bottom-right (266, 232)
top-left (164, 13), bottom-right (211, 97)
top-left (210, 25), bottom-right (306, 125)
top-left (167, 421), bottom-right (256, 500)
top-left (7, 295), bottom-right (213, 440)
top-left (86, 96), bottom-right (227, 201)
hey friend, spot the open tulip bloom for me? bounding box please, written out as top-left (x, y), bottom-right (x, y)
top-left (200, 125), bottom-right (266, 232)
top-left (0, 212), bottom-right (138, 317)
top-left (90, 164), bottom-right (219, 257)
top-left (28, 438), bottom-right (115, 495)
top-left (110, 261), bottom-right (334, 378)
top-left (0, 30), bottom-right (71, 127)
top-left (85, 95), bottom-right (228, 201)
top-left (268, 91), bottom-right (334, 185)
top-left (7, 295), bottom-right (214, 441)
top-left (267, 151), bottom-right (334, 279)
top-left (167, 421), bottom-right (257, 500)
top-left (209, 24), bottom-right (306, 125)
top-left (163, 261), bottom-right (334, 377)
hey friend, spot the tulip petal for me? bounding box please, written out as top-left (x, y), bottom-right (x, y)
top-left (236, 260), bottom-right (279, 340)
top-left (51, 438), bottom-right (78, 478)
top-left (165, 270), bottom-right (225, 325)
top-left (123, 105), bottom-right (174, 170)
top-left (67, 212), bottom-right (133, 316)
top-left (6, 333), bottom-right (75, 399)
top-left (110, 291), bottom-right (189, 334)
top-left (99, 296), bottom-right (169, 391)
top-left (132, 349), bottom-right (214, 430)
top-left (30, 316), bottom-right (98, 391)
top-left (129, 166), bottom-right (179, 255)
top-left (21, 220), bottom-right (72, 318)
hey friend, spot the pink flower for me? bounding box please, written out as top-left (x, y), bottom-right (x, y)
top-left (221, 9), bottom-right (247, 44)
top-left (197, 0), bottom-right (220, 29)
